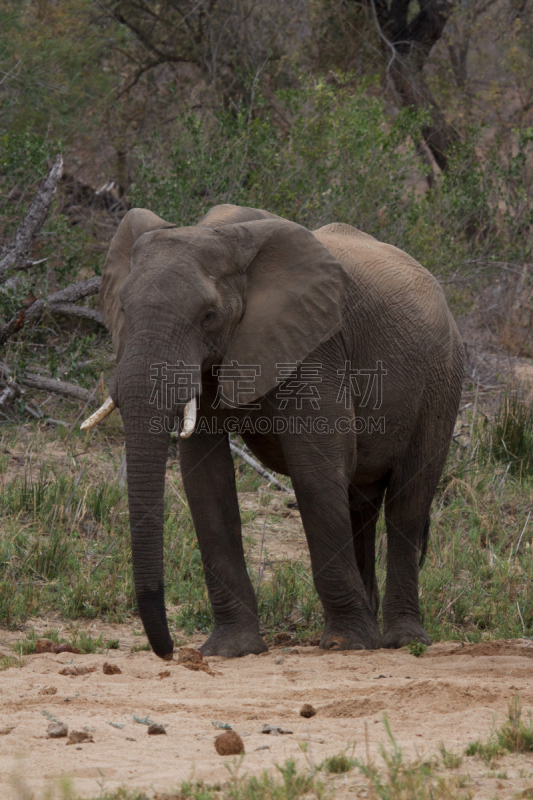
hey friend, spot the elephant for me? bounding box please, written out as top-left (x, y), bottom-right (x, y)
top-left (84, 203), bottom-right (464, 660)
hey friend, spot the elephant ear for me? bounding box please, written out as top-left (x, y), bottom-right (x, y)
top-left (217, 218), bottom-right (349, 405)
top-left (99, 208), bottom-right (175, 362)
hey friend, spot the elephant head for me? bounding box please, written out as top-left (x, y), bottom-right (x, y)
top-left (90, 204), bottom-right (348, 659)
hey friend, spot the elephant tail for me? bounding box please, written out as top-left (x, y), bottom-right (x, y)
top-left (419, 517), bottom-right (430, 568)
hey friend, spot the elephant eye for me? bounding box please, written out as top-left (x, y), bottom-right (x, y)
top-left (202, 310), bottom-right (216, 326)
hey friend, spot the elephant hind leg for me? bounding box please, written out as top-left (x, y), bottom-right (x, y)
top-left (349, 483), bottom-right (386, 620)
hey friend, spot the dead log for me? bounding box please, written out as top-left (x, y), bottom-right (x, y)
top-left (0, 361), bottom-right (98, 406)
top-left (48, 303), bottom-right (103, 324)
top-left (0, 155), bottom-right (63, 283)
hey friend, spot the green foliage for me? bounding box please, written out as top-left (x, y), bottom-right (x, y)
top-left (132, 79), bottom-right (426, 236)
top-left (0, 1), bottom-right (114, 138)
top-left (407, 641), bottom-right (428, 657)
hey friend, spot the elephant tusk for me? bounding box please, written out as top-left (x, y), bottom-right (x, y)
top-left (80, 397), bottom-right (116, 431)
top-left (180, 398), bottom-right (197, 439)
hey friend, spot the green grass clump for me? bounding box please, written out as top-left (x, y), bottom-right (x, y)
top-left (438, 743), bottom-right (463, 769)
top-left (10, 628), bottom-right (122, 656)
top-left (319, 753), bottom-right (356, 773)
top-left (489, 385), bottom-right (533, 477)
top-left (407, 641), bottom-right (428, 657)
top-left (466, 695), bottom-right (533, 762)
top-left (130, 643), bottom-right (151, 653)
top-left (357, 717), bottom-right (470, 800)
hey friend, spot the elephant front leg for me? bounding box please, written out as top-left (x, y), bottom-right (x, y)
top-left (280, 437), bottom-right (381, 651)
top-left (179, 429), bottom-right (267, 657)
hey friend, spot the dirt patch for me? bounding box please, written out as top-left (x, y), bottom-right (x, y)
top-left (3, 638), bottom-right (533, 798)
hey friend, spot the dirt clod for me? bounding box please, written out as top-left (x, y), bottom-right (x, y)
top-left (148, 723), bottom-right (167, 735)
top-left (47, 722), bottom-right (68, 738)
top-left (66, 731), bottom-right (94, 745)
top-left (103, 662), bottom-right (122, 675)
top-left (214, 730), bottom-right (244, 756)
top-left (0, 726), bottom-right (16, 735)
top-left (300, 703), bottom-right (317, 718)
top-left (39, 685), bottom-right (57, 695)
top-left (159, 670), bottom-right (171, 679)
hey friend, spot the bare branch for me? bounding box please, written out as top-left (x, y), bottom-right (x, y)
top-left (49, 276), bottom-right (101, 304)
top-left (49, 303), bottom-right (103, 324)
top-left (0, 277), bottom-right (103, 346)
top-left (0, 155), bottom-right (63, 283)
top-left (229, 442), bottom-right (292, 494)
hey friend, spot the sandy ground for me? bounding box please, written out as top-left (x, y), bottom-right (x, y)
top-left (2, 639), bottom-right (533, 798)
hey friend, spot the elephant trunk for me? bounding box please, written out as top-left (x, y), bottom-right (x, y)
top-left (118, 349), bottom-right (201, 660)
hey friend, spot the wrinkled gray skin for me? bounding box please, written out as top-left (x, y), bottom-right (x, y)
top-left (99, 204), bottom-right (464, 660)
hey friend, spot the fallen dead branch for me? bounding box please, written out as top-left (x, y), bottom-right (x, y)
top-left (0, 276), bottom-right (103, 345)
top-left (229, 441), bottom-right (292, 494)
top-left (0, 360), bottom-right (99, 406)
top-left (0, 154), bottom-right (63, 284)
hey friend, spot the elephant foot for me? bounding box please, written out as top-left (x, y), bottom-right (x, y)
top-left (382, 617), bottom-right (431, 649)
top-left (200, 626), bottom-right (268, 658)
top-left (320, 621), bottom-right (382, 651)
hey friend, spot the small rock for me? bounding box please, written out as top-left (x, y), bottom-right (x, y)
top-left (255, 745), bottom-right (270, 751)
top-left (214, 730), bottom-right (244, 756)
top-left (36, 638), bottom-right (55, 654)
top-left (300, 704), bottom-right (317, 719)
top-left (274, 657), bottom-right (284, 665)
top-left (102, 662), bottom-right (122, 675)
top-left (0, 726), bottom-right (16, 736)
top-left (148, 723), bottom-right (167, 735)
top-left (47, 722), bottom-right (68, 739)
top-left (126, 737), bottom-right (137, 742)
top-left (66, 731), bottom-right (94, 745)
top-left (39, 685), bottom-right (57, 696)
top-left (159, 670), bottom-right (170, 679)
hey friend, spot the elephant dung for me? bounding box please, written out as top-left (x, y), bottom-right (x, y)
top-left (66, 731), bottom-right (94, 745)
top-left (59, 665), bottom-right (97, 677)
top-left (177, 648), bottom-right (214, 676)
top-left (36, 639), bottom-right (80, 654)
top-left (35, 639), bottom-right (56, 653)
top-left (214, 730), bottom-right (244, 756)
top-left (102, 662), bottom-right (122, 675)
top-left (148, 723), bottom-right (167, 735)
top-left (299, 704), bottom-right (317, 718)
top-left (47, 722), bottom-right (68, 739)
top-left (55, 643), bottom-right (81, 655)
